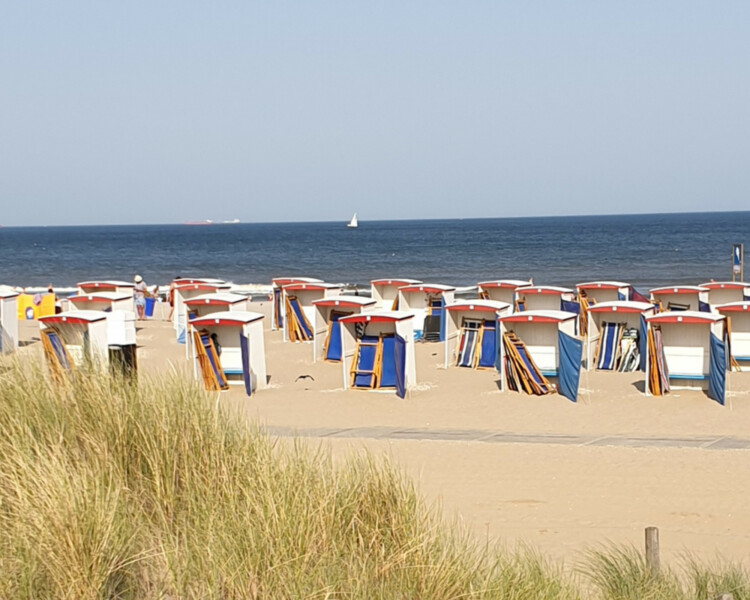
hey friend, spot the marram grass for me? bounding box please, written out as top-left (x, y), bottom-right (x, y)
top-left (0, 359), bottom-right (746, 599)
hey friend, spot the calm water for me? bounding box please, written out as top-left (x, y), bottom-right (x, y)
top-left (0, 212), bottom-right (748, 290)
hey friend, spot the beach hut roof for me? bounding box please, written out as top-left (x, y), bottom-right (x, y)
top-left (77, 280), bottom-right (134, 288)
top-left (184, 292), bottom-right (247, 306)
top-left (189, 310), bottom-right (264, 327)
top-left (587, 300), bottom-right (654, 314)
top-left (176, 282), bottom-right (231, 292)
top-left (477, 279), bottom-right (531, 289)
top-left (312, 296), bottom-right (377, 308)
top-left (339, 310), bottom-right (414, 324)
top-left (700, 281), bottom-right (749, 290)
top-left (649, 285), bottom-right (709, 295)
top-left (174, 277), bottom-right (226, 285)
top-left (272, 277), bottom-right (323, 286)
top-left (499, 309), bottom-right (577, 323)
top-left (0, 289), bottom-right (19, 299)
top-left (371, 278), bottom-right (422, 286)
top-left (69, 292), bottom-right (132, 302)
top-left (715, 302), bottom-right (750, 313)
top-left (39, 310), bottom-right (107, 324)
top-left (515, 285), bottom-right (574, 295)
top-left (446, 299), bottom-right (511, 314)
top-left (398, 283), bottom-right (456, 293)
top-left (646, 311), bottom-right (725, 324)
top-left (576, 281), bottom-right (630, 290)
top-left (282, 282), bottom-right (341, 292)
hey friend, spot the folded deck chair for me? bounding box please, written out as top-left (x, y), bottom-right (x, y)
top-left (41, 329), bottom-right (74, 381)
top-left (379, 335), bottom-right (397, 388)
top-left (477, 320), bottom-right (497, 368)
top-left (456, 320), bottom-right (481, 369)
top-left (351, 335), bottom-right (381, 389)
top-left (596, 322), bottom-right (623, 371)
top-left (193, 330), bottom-right (229, 391)
top-left (503, 332), bottom-right (553, 395)
top-left (285, 295), bottom-right (313, 342)
top-left (323, 311), bottom-right (348, 362)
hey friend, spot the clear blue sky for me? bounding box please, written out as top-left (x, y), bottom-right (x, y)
top-left (1, 1), bottom-right (748, 226)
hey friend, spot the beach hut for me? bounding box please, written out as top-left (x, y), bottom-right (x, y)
top-left (396, 283), bottom-right (456, 342)
top-left (0, 289), bottom-right (19, 354)
top-left (645, 311), bottom-right (727, 404)
top-left (282, 282), bottom-right (343, 343)
top-left (514, 285), bottom-right (578, 314)
top-left (76, 280), bottom-right (135, 295)
top-left (339, 311), bottom-right (416, 398)
top-left (649, 285), bottom-right (710, 313)
top-left (16, 292), bottom-right (56, 320)
top-left (189, 311), bottom-right (267, 395)
top-left (184, 292), bottom-right (249, 320)
top-left (700, 281), bottom-right (750, 308)
top-left (498, 310), bottom-right (582, 402)
top-left (370, 278), bottom-right (422, 310)
top-left (38, 310), bottom-right (137, 376)
top-left (173, 281), bottom-right (232, 343)
top-left (271, 277), bottom-right (323, 330)
top-left (311, 296), bottom-right (377, 362)
top-left (585, 301), bottom-right (656, 371)
top-left (443, 299), bottom-right (511, 369)
top-left (477, 280), bottom-right (532, 307)
top-left (716, 302), bottom-right (750, 371)
top-left (68, 291), bottom-right (135, 313)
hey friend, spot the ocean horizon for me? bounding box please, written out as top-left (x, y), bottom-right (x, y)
top-left (1, 211), bottom-right (748, 290)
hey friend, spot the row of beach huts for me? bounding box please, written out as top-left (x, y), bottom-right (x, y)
top-left (1, 277), bottom-right (749, 405)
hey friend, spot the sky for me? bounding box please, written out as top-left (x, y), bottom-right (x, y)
top-left (1, 1), bottom-right (748, 226)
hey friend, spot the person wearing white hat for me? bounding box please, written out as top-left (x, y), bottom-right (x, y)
top-left (133, 274), bottom-right (147, 320)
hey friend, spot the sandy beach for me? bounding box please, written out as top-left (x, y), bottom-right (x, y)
top-left (12, 299), bottom-right (750, 565)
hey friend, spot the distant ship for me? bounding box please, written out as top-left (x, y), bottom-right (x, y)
top-left (184, 220), bottom-right (213, 226)
top-left (347, 213), bottom-right (358, 228)
top-left (221, 219), bottom-right (240, 224)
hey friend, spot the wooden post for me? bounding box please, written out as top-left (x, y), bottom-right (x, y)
top-left (645, 527), bottom-right (660, 575)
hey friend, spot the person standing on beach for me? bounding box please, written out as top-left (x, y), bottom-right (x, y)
top-left (167, 276), bottom-right (180, 322)
top-left (133, 274), bottom-right (148, 320)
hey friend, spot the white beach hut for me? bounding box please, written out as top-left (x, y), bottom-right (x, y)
top-left (311, 296), bottom-right (377, 362)
top-left (282, 282), bottom-right (343, 343)
top-left (189, 311), bottom-right (267, 395)
top-left (271, 277), bottom-right (323, 331)
top-left (585, 301), bottom-right (656, 371)
top-left (173, 281), bottom-right (232, 343)
top-left (396, 283), bottom-right (456, 342)
top-left (715, 302), bottom-right (750, 371)
top-left (645, 311), bottom-right (727, 404)
top-left (477, 279), bottom-right (532, 307)
top-left (649, 285), bottom-right (710, 313)
top-left (68, 291), bottom-right (135, 313)
top-left (339, 311), bottom-right (416, 398)
top-left (0, 289), bottom-right (19, 354)
top-left (38, 310), bottom-right (137, 375)
top-left (184, 292), bottom-right (249, 320)
top-left (498, 310), bottom-right (582, 401)
top-left (370, 278), bottom-right (422, 310)
top-left (76, 280), bottom-right (135, 295)
top-left (444, 299), bottom-right (511, 369)
top-left (700, 281), bottom-right (750, 308)
top-left (514, 285), bottom-right (577, 313)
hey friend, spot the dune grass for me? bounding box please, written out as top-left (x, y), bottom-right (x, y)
top-left (0, 358), bottom-right (746, 599)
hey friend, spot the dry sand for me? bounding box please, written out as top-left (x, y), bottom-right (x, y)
top-left (13, 300), bottom-right (750, 564)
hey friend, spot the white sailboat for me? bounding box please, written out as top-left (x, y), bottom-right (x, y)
top-left (347, 213), bottom-right (358, 228)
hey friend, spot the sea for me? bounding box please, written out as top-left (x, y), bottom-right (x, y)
top-left (0, 211), bottom-right (748, 293)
